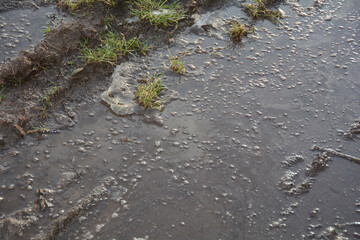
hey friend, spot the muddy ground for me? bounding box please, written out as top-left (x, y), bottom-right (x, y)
top-left (0, 0), bottom-right (228, 149)
top-left (0, 0), bottom-right (360, 239)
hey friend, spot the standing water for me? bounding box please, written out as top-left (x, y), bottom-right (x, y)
top-left (0, 0), bottom-right (360, 239)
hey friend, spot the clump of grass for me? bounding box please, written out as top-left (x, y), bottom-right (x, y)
top-left (244, 0), bottom-right (283, 24)
top-left (228, 20), bottom-right (249, 43)
top-left (80, 32), bottom-right (150, 65)
top-left (58, 0), bottom-right (116, 11)
top-left (0, 87), bottom-right (7, 103)
top-left (169, 55), bottom-right (185, 74)
top-left (134, 73), bottom-right (166, 110)
top-left (128, 0), bottom-right (185, 29)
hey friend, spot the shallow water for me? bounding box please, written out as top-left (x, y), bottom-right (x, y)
top-left (0, 5), bottom-right (62, 63)
top-left (1, 0), bottom-right (360, 239)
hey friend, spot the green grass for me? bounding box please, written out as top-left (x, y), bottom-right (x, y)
top-left (80, 32), bottom-right (151, 65)
top-left (169, 55), bottom-right (185, 74)
top-left (40, 84), bottom-right (59, 119)
top-left (41, 84), bottom-right (59, 107)
top-left (228, 20), bottom-right (249, 43)
top-left (0, 87), bottom-right (7, 103)
top-left (128, 0), bottom-right (185, 29)
top-left (43, 21), bottom-right (55, 35)
top-left (244, 0), bottom-right (283, 24)
top-left (104, 14), bottom-right (115, 29)
top-left (57, 0), bottom-right (116, 11)
top-left (134, 73), bottom-right (166, 110)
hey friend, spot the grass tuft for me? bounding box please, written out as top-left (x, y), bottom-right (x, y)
top-left (0, 87), bottom-right (7, 103)
top-left (128, 0), bottom-right (185, 29)
top-left (228, 20), bottom-right (249, 43)
top-left (134, 73), bottom-right (166, 110)
top-left (169, 55), bottom-right (185, 74)
top-left (244, 0), bottom-right (283, 24)
top-left (80, 32), bottom-right (150, 65)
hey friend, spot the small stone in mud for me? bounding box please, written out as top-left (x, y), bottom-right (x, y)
top-left (95, 224), bottom-right (105, 232)
top-left (170, 128), bottom-right (178, 135)
top-left (188, 64), bottom-right (196, 70)
top-left (75, 139), bottom-right (84, 145)
top-left (78, 147), bottom-right (86, 153)
top-left (31, 157), bottom-right (40, 163)
top-left (112, 211), bottom-right (119, 218)
top-left (324, 15), bottom-right (332, 21)
top-left (154, 141), bottom-right (161, 147)
top-left (311, 208), bottom-right (320, 217)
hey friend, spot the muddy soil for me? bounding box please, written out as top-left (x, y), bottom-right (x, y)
top-left (1, 0), bottom-right (360, 239)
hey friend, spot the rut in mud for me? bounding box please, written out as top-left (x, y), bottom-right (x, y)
top-left (1, 0), bottom-right (360, 239)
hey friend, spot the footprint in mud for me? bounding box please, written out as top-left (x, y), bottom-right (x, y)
top-left (279, 152), bottom-right (332, 196)
top-left (270, 152), bottom-right (334, 232)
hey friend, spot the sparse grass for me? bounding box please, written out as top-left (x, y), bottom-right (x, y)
top-left (41, 65), bottom-right (50, 71)
top-left (41, 84), bottom-right (59, 107)
top-left (134, 73), bottom-right (166, 110)
top-left (28, 123), bottom-right (51, 134)
top-left (128, 0), bottom-right (185, 29)
top-left (80, 32), bottom-right (151, 65)
top-left (57, 0), bottom-right (116, 11)
top-left (228, 20), bottom-right (249, 43)
top-left (104, 14), bottom-right (115, 29)
top-left (43, 21), bottom-right (55, 35)
top-left (40, 104), bottom-right (47, 120)
top-left (244, 0), bottom-right (283, 24)
top-left (169, 55), bottom-right (185, 74)
top-left (11, 78), bottom-right (23, 86)
top-left (0, 87), bottom-right (7, 103)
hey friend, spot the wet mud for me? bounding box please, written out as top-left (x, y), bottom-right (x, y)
top-left (1, 0), bottom-right (360, 239)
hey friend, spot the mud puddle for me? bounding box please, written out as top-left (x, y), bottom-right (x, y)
top-left (1, 0), bottom-right (360, 239)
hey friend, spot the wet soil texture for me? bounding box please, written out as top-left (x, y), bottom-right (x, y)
top-left (1, 0), bottom-right (360, 239)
